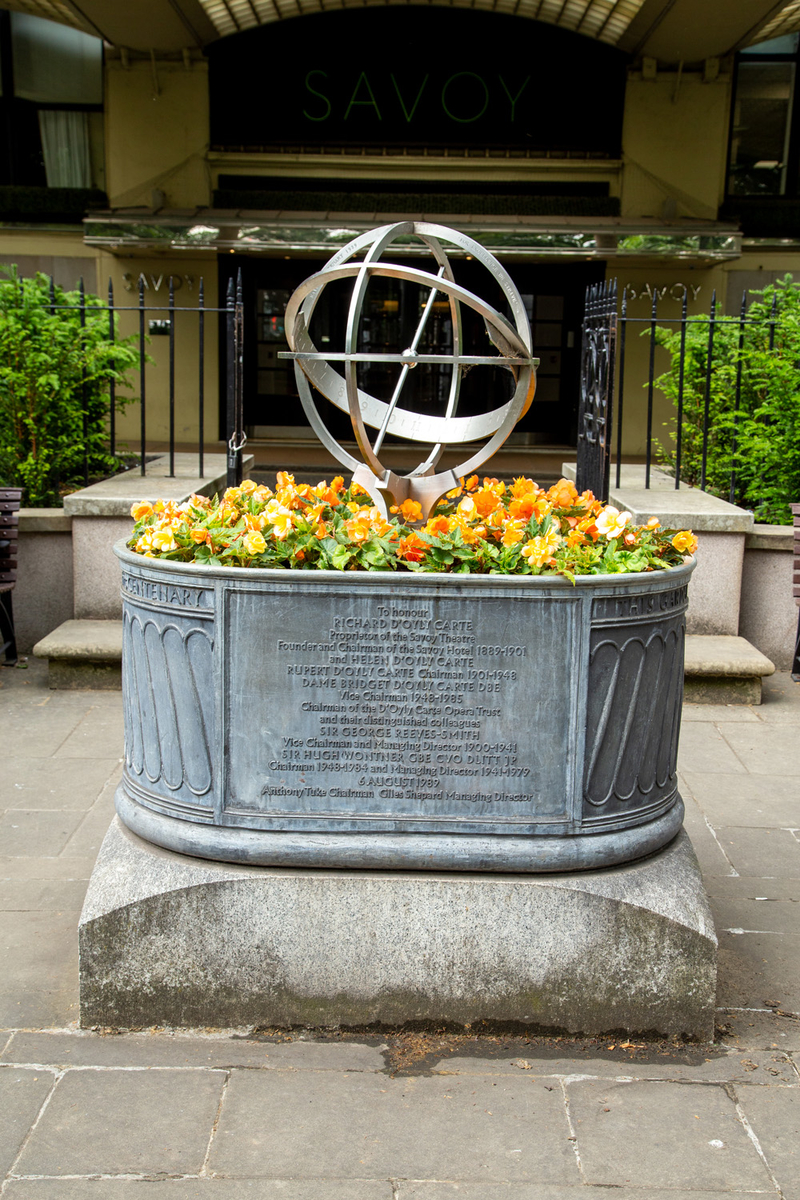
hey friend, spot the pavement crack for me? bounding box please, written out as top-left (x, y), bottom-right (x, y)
top-left (703, 816), bottom-right (739, 875)
top-left (200, 1068), bottom-right (230, 1176)
top-left (4, 1067), bottom-right (64, 1182)
top-left (560, 1077), bottom-right (585, 1182)
top-left (727, 1083), bottom-right (785, 1197)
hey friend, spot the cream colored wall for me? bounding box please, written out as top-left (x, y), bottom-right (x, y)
top-left (621, 71), bottom-right (732, 220)
top-left (104, 59), bottom-right (210, 209)
top-left (99, 253), bottom-right (220, 448)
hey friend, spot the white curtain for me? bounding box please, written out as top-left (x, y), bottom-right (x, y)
top-left (38, 110), bottom-right (91, 189)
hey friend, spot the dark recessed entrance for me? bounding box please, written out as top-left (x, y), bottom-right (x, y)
top-left (218, 255), bottom-right (605, 449)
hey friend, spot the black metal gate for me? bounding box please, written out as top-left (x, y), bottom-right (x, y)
top-left (575, 279), bottom-right (617, 501)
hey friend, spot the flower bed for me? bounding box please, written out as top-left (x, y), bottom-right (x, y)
top-left (127, 474), bottom-right (697, 578)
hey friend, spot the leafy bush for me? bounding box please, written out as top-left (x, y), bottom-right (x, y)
top-left (652, 275), bottom-right (800, 524)
top-left (0, 267), bottom-right (140, 507)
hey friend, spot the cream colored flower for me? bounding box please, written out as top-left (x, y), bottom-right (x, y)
top-left (595, 506), bottom-right (632, 539)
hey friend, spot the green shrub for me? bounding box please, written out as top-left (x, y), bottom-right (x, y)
top-left (652, 275), bottom-right (800, 525)
top-left (0, 267), bottom-right (140, 507)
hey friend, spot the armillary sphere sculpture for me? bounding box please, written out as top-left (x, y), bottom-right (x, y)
top-left (280, 221), bottom-right (539, 519)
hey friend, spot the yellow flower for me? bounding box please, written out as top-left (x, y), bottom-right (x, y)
top-left (458, 496), bottom-right (477, 519)
top-left (672, 530), bottom-right (698, 555)
top-left (240, 478), bottom-right (257, 495)
top-left (223, 487), bottom-right (242, 503)
top-left (521, 536), bottom-right (552, 568)
top-left (243, 531), bottom-right (266, 555)
top-left (272, 511), bottom-right (294, 540)
top-left (502, 521), bottom-right (526, 547)
top-left (130, 501), bottom-right (153, 521)
top-left (151, 528), bottom-right (178, 552)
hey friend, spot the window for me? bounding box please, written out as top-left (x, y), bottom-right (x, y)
top-left (0, 11), bottom-right (103, 191)
top-left (728, 35), bottom-right (800, 198)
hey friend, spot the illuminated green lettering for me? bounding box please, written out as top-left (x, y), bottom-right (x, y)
top-left (391, 74), bottom-right (429, 123)
top-left (441, 72), bottom-right (489, 123)
top-left (344, 72), bottom-right (382, 121)
top-left (303, 70), bottom-right (331, 122)
top-left (499, 75), bottom-right (530, 121)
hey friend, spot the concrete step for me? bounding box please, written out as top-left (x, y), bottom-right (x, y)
top-left (33, 619), bottom-right (122, 690)
top-left (684, 634), bottom-right (775, 704)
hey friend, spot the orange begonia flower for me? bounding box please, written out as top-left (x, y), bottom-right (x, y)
top-left (502, 521), bottom-right (526, 547)
top-left (130, 501), bottom-right (153, 521)
top-left (276, 471), bottom-right (295, 489)
top-left (397, 533), bottom-right (427, 562)
top-left (425, 515), bottom-right (450, 537)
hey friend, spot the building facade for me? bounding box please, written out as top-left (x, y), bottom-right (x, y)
top-left (0, 1), bottom-right (798, 461)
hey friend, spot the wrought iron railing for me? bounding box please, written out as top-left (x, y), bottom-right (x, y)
top-left (32, 270), bottom-right (246, 489)
top-left (577, 282), bottom-right (787, 510)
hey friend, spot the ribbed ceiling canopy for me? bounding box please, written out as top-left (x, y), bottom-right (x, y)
top-left (0, 0), bottom-right (797, 58)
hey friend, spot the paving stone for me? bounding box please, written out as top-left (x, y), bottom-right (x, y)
top-left (677, 723), bottom-right (748, 774)
top-left (713, 827), bottom-right (800, 878)
top-left (59, 791), bottom-right (117, 860)
top-left (712, 895), bottom-right (800, 936)
top-left (567, 1079), bottom-right (773, 1189)
top-left (0, 757), bottom-right (121, 811)
top-left (53, 704), bottom-right (124, 761)
top-left (736, 1083), bottom-right (800, 1200)
top-left (716, 1008), bottom-right (800, 1052)
top-left (0, 698), bottom-right (95, 758)
top-left (15, 1067), bottom-right (225, 1176)
top-left (679, 794), bottom-right (737, 877)
top-left (0, 879), bottom-right (88, 912)
top-left (0, 1066), bottom-right (55, 1175)
top-left (431, 1048), bottom-right (798, 1084)
top-left (2, 1182), bottom-right (390, 1199)
top-left (0, 810), bottom-right (85, 858)
top-left (209, 1070), bottom-right (579, 1182)
top-left (758, 673), bottom-right (800, 722)
top-left (0, 911), bottom-right (78, 1027)
top-left (682, 704), bottom-right (761, 722)
top-left (2, 1031), bottom-right (386, 1072)
top-left (681, 771), bottom-right (800, 829)
top-left (0, 855), bottom-right (98, 882)
top-left (706, 875), bottom-right (800, 901)
top-left (717, 723), bottom-right (800, 775)
top-left (718, 931), bottom-right (800, 1012)
top-left (395, 1189), bottom-right (775, 1200)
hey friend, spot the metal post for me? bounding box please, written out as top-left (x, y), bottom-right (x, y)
top-left (108, 278), bottom-right (116, 458)
top-left (139, 276), bottom-right (147, 475)
top-left (701, 290), bottom-right (717, 492)
top-left (79, 277), bottom-right (89, 487)
top-left (645, 291), bottom-right (657, 489)
top-left (226, 270), bottom-right (245, 487)
top-left (615, 288), bottom-right (626, 490)
top-left (675, 289), bottom-right (688, 489)
top-left (198, 278), bottom-right (205, 479)
top-left (168, 276), bottom-right (175, 477)
top-left (730, 290), bottom-right (747, 506)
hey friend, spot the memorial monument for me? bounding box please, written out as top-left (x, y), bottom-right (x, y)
top-left (80, 222), bottom-right (717, 1037)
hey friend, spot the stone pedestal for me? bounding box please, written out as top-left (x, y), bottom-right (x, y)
top-left (79, 819), bottom-right (718, 1040)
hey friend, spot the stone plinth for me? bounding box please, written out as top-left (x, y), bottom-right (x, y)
top-left (79, 818), bottom-right (718, 1040)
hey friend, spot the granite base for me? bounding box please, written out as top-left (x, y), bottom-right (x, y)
top-left (79, 818), bottom-right (718, 1040)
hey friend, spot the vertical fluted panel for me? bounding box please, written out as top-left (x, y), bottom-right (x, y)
top-left (125, 613), bottom-right (145, 777)
top-left (583, 617), bottom-right (685, 817)
top-left (165, 626), bottom-right (213, 796)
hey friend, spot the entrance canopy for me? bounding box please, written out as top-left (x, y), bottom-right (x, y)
top-left (0, 0), bottom-right (798, 60)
